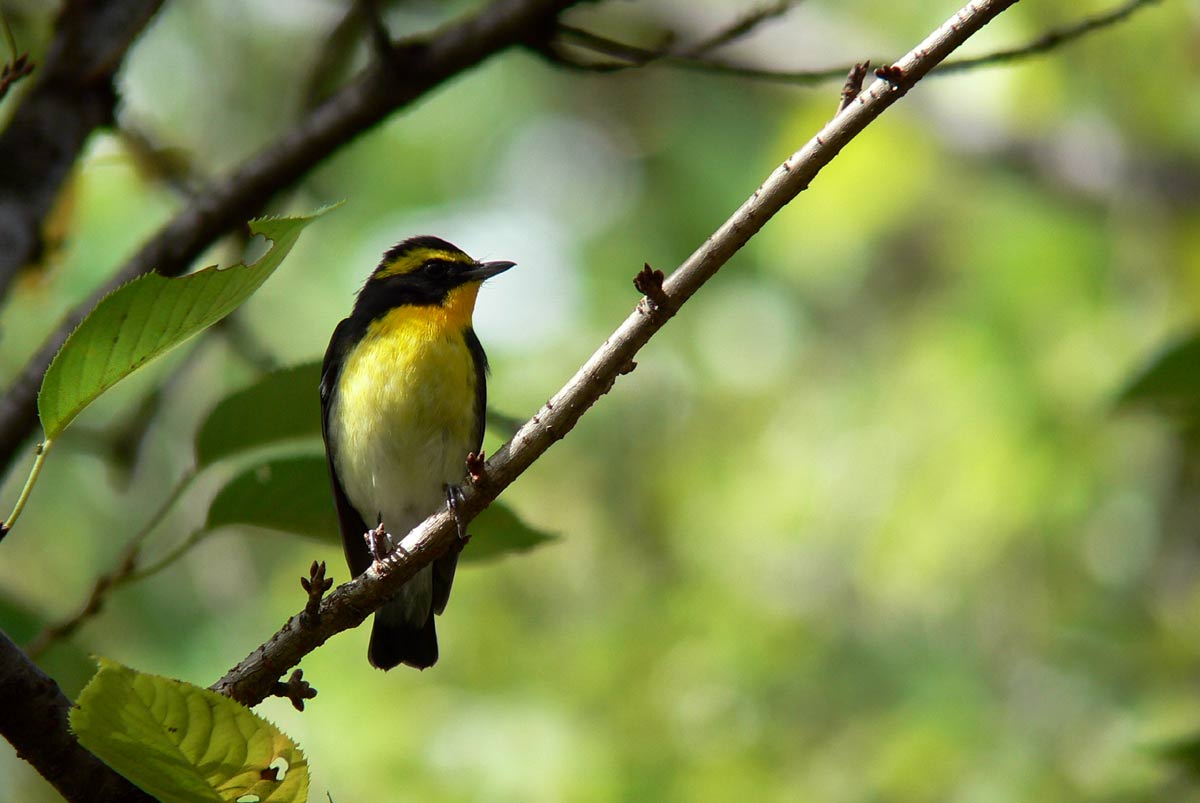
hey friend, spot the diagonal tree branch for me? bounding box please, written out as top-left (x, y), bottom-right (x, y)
top-left (0, 631), bottom-right (155, 803)
top-left (212, 0), bottom-right (1019, 708)
top-left (0, 0), bottom-right (165, 300)
top-left (0, 0), bottom-right (586, 475)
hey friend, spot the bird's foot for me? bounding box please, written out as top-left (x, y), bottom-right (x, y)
top-left (365, 521), bottom-right (391, 562)
top-left (444, 484), bottom-right (471, 547)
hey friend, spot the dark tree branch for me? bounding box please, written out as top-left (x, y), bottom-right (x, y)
top-left (0, 631), bottom-right (155, 803)
top-left (211, 0), bottom-right (1018, 710)
top-left (0, 0), bottom-right (586, 475)
top-left (0, 0), bottom-right (164, 300)
top-left (550, 0), bottom-right (1160, 83)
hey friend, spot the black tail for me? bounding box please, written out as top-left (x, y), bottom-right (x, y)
top-left (367, 554), bottom-right (457, 670)
top-left (369, 605), bottom-right (438, 670)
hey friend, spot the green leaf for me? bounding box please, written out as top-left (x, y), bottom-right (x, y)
top-left (38, 207), bottom-right (334, 441)
top-left (205, 455), bottom-right (557, 562)
top-left (1153, 731), bottom-right (1200, 779)
top-left (0, 595), bottom-right (96, 698)
top-left (1115, 332), bottom-right (1200, 417)
top-left (0, 591), bottom-right (43, 644)
top-left (465, 499), bottom-right (558, 563)
top-left (205, 455), bottom-right (339, 544)
top-left (195, 362), bottom-right (322, 468)
top-left (485, 407), bottom-right (525, 439)
top-left (70, 658), bottom-right (308, 803)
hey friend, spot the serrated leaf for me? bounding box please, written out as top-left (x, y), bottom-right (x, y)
top-left (196, 363), bottom-right (322, 468)
top-left (38, 208), bottom-right (334, 440)
top-left (205, 455), bottom-right (557, 562)
top-left (1115, 332), bottom-right (1200, 416)
top-left (70, 658), bottom-right (308, 803)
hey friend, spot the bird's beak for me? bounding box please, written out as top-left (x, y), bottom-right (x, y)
top-left (463, 260), bottom-right (516, 282)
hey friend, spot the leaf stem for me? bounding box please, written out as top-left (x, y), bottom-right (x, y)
top-left (130, 468), bottom-right (197, 552)
top-left (1, 13), bottom-right (17, 60)
top-left (1, 439), bottom-right (53, 540)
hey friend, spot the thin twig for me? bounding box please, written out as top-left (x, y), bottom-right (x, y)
top-left (1, 13), bottom-right (16, 57)
top-left (549, 24), bottom-right (668, 71)
top-left (24, 471), bottom-right (197, 658)
top-left (681, 1), bottom-right (798, 58)
top-left (0, 55), bottom-right (34, 102)
top-left (123, 528), bottom-right (209, 583)
top-left (552, 0), bottom-right (1160, 83)
top-left (938, 0), bottom-right (1160, 73)
top-left (0, 14), bottom-right (34, 102)
top-left (211, 0), bottom-right (1020, 709)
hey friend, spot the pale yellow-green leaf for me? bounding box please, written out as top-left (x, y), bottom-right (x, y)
top-left (70, 658), bottom-right (308, 803)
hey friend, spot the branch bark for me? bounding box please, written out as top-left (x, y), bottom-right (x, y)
top-left (0, 631), bottom-right (155, 803)
top-left (212, 0), bottom-right (1020, 708)
top-left (0, 0), bottom-right (584, 473)
top-left (0, 0), bottom-right (164, 299)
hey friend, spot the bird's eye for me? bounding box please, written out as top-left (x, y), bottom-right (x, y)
top-left (423, 260), bottom-right (451, 279)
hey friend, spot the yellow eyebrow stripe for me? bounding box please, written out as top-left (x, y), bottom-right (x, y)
top-left (373, 248), bottom-right (472, 279)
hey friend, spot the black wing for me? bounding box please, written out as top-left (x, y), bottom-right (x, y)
top-left (464, 326), bottom-right (488, 454)
top-left (430, 326), bottom-right (489, 615)
top-left (320, 317), bottom-right (372, 577)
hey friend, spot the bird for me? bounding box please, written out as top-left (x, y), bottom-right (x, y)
top-left (320, 235), bottom-right (514, 670)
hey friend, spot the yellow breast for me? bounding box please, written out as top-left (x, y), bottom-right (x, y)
top-left (329, 297), bottom-right (480, 533)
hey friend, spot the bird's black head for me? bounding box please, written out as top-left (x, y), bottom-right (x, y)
top-left (352, 236), bottom-right (515, 320)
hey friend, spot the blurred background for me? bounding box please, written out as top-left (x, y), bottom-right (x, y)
top-left (2, 0), bottom-right (1200, 800)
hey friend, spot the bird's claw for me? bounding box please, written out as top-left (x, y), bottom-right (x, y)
top-left (444, 484), bottom-right (470, 545)
top-left (365, 520), bottom-right (390, 562)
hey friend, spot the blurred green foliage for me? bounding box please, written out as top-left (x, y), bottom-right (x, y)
top-left (2, 1), bottom-right (1200, 801)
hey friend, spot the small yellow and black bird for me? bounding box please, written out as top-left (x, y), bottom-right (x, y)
top-left (320, 236), bottom-right (514, 670)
